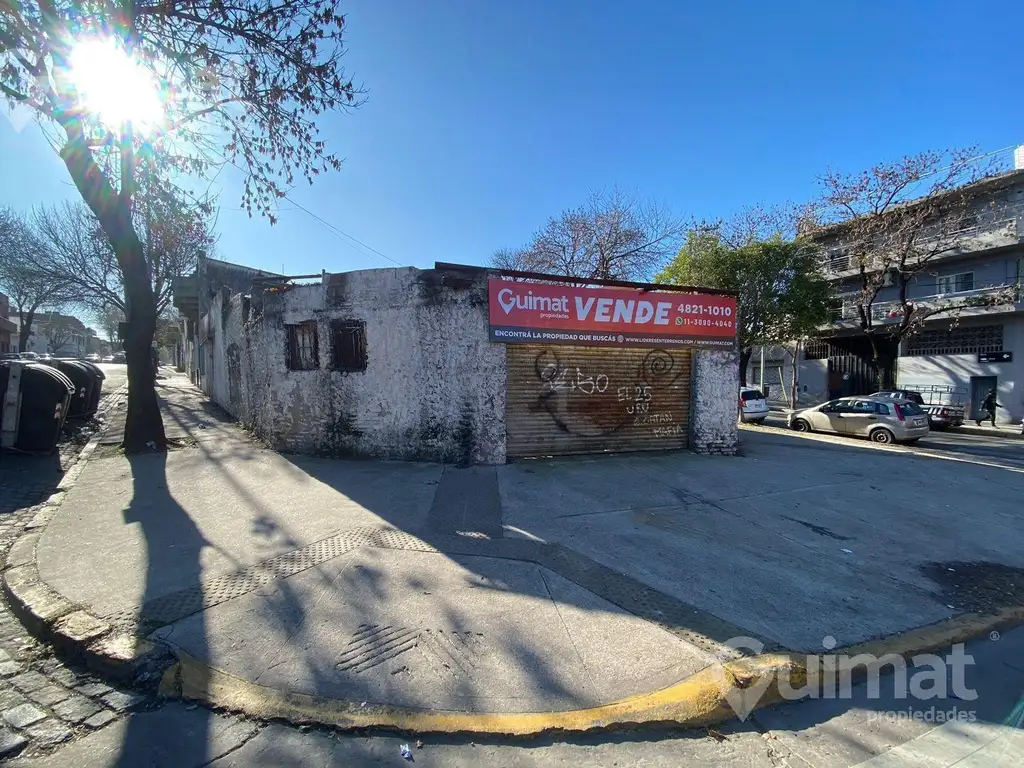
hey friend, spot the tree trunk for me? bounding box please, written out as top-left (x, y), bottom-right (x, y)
top-left (866, 333), bottom-right (885, 391)
top-left (789, 340), bottom-right (801, 409)
top-left (779, 353), bottom-right (790, 406)
top-left (739, 347), bottom-right (752, 386)
top-left (112, 217), bottom-right (167, 454)
top-left (17, 309), bottom-right (35, 352)
top-left (58, 126), bottom-right (166, 454)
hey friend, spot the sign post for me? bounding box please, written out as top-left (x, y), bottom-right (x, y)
top-left (487, 280), bottom-right (737, 349)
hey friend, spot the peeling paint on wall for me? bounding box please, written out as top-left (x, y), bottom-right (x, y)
top-left (201, 266), bottom-right (739, 464)
top-left (690, 349), bottom-right (740, 455)
top-left (211, 267), bottom-right (508, 464)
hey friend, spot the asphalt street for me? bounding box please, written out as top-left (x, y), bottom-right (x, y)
top-left (11, 625), bottom-right (1024, 767)
top-left (94, 363), bottom-right (128, 394)
top-left (760, 411), bottom-right (1024, 471)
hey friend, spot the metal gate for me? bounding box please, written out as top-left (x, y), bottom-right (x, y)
top-left (826, 354), bottom-right (893, 399)
top-left (505, 344), bottom-right (692, 458)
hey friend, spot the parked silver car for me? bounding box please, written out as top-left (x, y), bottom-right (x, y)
top-left (787, 396), bottom-right (930, 444)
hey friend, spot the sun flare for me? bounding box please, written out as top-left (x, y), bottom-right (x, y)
top-left (69, 39), bottom-right (165, 133)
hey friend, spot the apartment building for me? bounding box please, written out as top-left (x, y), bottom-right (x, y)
top-left (751, 152), bottom-right (1024, 424)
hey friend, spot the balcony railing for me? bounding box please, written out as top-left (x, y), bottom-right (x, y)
top-left (827, 283), bottom-right (1019, 323)
top-left (820, 217), bottom-right (1020, 275)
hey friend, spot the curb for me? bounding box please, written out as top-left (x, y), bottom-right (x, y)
top-left (0, 385), bottom-right (175, 687)
top-left (4, 385), bottom-right (1024, 735)
top-left (157, 651), bottom-right (807, 735)
top-left (953, 424), bottom-right (1024, 440)
top-left (152, 608), bottom-right (1024, 736)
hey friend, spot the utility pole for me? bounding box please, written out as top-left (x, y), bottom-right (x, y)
top-left (759, 345), bottom-right (766, 395)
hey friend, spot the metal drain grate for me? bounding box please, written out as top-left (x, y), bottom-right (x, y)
top-left (336, 624), bottom-right (484, 677)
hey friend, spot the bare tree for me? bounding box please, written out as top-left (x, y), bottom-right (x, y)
top-left (809, 147), bottom-right (1016, 383)
top-left (492, 189), bottom-right (686, 282)
top-left (705, 204), bottom-right (796, 249)
top-left (33, 198), bottom-right (212, 317)
top-left (95, 304), bottom-right (126, 347)
top-left (0, 208), bottom-right (71, 351)
top-left (41, 312), bottom-right (79, 354)
top-left (2, 1), bottom-right (361, 451)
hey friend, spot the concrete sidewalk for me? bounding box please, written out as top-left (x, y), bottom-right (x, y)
top-left (12, 372), bottom-right (1024, 734)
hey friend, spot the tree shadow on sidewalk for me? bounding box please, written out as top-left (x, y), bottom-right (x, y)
top-left (116, 450), bottom-right (212, 767)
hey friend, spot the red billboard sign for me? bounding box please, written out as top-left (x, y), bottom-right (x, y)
top-left (488, 279), bottom-right (737, 349)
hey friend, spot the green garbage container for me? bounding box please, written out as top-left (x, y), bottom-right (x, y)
top-left (75, 360), bottom-right (106, 415)
top-left (53, 360), bottom-right (97, 420)
top-left (0, 362), bottom-right (74, 452)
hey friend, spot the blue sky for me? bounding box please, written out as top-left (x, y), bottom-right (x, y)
top-left (2, 0), bottom-right (1023, 279)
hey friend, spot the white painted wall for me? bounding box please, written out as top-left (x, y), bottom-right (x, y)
top-left (897, 316), bottom-right (1024, 423)
top-left (216, 268), bottom-right (508, 464)
top-left (203, 267), bottom-right (742, 464)
top-left (691, 349), bottom-right (739, 454)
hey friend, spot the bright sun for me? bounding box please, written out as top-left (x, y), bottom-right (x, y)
top-left (69, 39), bottom-right (165, 134)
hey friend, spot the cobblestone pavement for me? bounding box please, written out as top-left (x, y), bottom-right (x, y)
top-left (0, 386), bottom-right (157, 760)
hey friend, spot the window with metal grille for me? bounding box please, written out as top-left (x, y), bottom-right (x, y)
top-left (906, 324), bottom-right (1003, 356)
top-left (936, 272), bottom-right (974, 295)
top-left (331, 320), bottom-right (366, 372)
top-left (286, 321), bottom-right (319, 370)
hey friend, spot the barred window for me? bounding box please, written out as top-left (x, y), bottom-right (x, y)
top-left (286, 321), bottom-right (319, 370)
top-left (331, 320), bottom-right (367, 372)
top-left (936, 272), bottom-right (974, 295)
top-left (906, 324), bottom-right (1003, 356)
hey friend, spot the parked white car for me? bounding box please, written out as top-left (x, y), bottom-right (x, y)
top-left (739, 387), bottom-right (770, 423)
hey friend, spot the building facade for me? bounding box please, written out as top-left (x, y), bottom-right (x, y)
top-left (172, 255), bottom-right (284, 386)
top-left (748, 162), bottom-right (1024, 424)
top-left (0, 293), bottom-right (14, 354)
top-left (181, 264), bottom-right (740, 464)
top-left (8, 312), bottom-right (95, 356)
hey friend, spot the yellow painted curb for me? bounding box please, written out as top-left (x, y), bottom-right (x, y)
top-left (158, 651), bottom-right (807, 735)
top-left (839, 606), bottom-right (1024, 659)
top-left (156, 608), bottom-right (1024, 736)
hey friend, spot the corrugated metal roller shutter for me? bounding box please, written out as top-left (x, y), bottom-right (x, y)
top-left (506, 344), bottom-right (692, 458)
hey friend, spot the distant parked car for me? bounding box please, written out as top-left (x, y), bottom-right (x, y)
top-left (871, 388), bottom-right (965, 430)
top-left (739, 387), bottom-right (770, 423)
top-left (113, 352), bottom-right (126, 363)
top-left (101, 355), bottom-right (115, 363)
top-left (1, 352), bottom-right (21, 360)
top-left (85, 353), bottom-right (101, 362)
top-left (19, 351), bottom-right (39, 360)
top-left (39, 352), bottom-right (53, 361)
top-left (788, 396), bottom-right (930, 445)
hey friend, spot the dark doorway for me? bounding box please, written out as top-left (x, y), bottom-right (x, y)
top-left (970, 376), bottom-right (998, 421)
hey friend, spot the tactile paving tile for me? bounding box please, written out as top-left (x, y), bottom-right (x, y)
top-left (104, 524), bottom-right (769, 661)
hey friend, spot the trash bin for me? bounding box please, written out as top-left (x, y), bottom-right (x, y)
top-left (52, 360), bottom-right (97, 420)
top-left (0, 362), bottom-right (75, 452)
top-left (75, 360), bottom-right (106, 415)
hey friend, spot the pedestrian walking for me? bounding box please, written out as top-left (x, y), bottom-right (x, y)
top-left (976, 389), bottom-right (1003, 427)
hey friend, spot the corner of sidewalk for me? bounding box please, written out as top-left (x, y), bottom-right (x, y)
top-left (0, 384), bottom-right (176, 693)
top-left (6, 378), bottom-right (1024, 737)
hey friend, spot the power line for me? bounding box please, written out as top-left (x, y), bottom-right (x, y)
top-left (221, 157), bottom-right (404, 269)
top-left (280, 193), bottom-right (405, 268)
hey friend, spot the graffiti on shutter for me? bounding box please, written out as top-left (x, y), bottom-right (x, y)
top-left (506, 344), bottom-right (691, 457)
